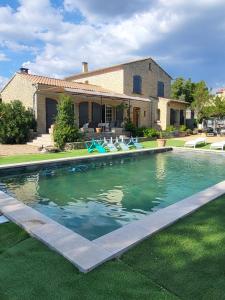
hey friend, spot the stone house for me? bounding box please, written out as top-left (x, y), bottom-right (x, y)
top-left (0, 57), bottom-right (188, 135)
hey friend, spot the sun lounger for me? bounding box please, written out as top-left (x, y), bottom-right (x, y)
top-left (184, 138), bottom-right (206, 148)
top-left (85, 139), bottom-right (107, 153)
top-left (210, 141), bottom-right (225, 150)
top-left (128, 137), bottom-right (143, 149)
top-left (115, 137), bottom-right (130, 151)
top-left (103, 137), bottom-right (118, 152)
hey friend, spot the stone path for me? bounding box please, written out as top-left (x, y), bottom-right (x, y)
top-left (0, 144), bottom-right (39, 156)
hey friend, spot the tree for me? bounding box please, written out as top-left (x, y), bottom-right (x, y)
top-left (0, 100), bottom-right (36, 144)
top-left (202, 95), bottom-right (225, 118)
top-left (191, 81), bottom-right (210, 123)
top-left (171, 77), bottom-right (195, 103)
top-left (53, 94), bottom-right (80, 149)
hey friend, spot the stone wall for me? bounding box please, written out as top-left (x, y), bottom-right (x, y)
top-left (1, 73), bottom-right (36, 108)
top-left (74, 69), bottom-right (124, 94)
top-left (123, 58), bottom-right (171, 99)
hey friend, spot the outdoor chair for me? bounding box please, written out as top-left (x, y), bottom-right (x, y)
top-left (184, 138), bottom-right (206, 148)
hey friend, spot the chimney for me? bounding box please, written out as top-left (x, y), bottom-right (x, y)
top-left (20, 67), bottom-right (29, 74)
top-left (82, 62), bottom-right (88, 73)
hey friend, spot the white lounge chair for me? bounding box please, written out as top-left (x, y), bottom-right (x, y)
top-left (184, 138), bottom-right (206, 148)
top-left (129, 137), bottom-right (143, 149)
top-left (102, 137), bottom-right (118, 152)
top-left (115, 137), bottom-right (130, 151)
top-left (210, 141), bottom-right (225, 150)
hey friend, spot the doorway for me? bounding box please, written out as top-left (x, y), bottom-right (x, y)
top-left (46, 98), bottom-right (57, 132)
top-left (133, 107), bottom-right (140, 127)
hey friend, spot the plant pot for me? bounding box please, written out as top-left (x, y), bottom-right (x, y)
top-left (96, 127), bottom-right (102, 133)
top-left (157, 138), bottom-right (167, 147)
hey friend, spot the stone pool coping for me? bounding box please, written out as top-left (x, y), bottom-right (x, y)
top-left (0, 147), bottom-right (225, 272)
top-left (0, 147), bottom-right (172, 175)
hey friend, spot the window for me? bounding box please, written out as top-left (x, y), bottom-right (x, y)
top-left (106, 105), bottom-right (113, 122)
top-left (157, 109), bottom-right (160, 121)
top-left (133, 75), bottom-right (142, 94)
top-left (149, 63), bottom-right (152, 71)
top-left (157, 81), bottom-right (164, 97)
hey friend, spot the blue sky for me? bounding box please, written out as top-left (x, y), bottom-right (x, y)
top-left (0, 0), bottom-right (225, 91)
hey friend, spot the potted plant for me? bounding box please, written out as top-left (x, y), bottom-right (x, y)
top-left (157, 131), bottom-right (167, 147)
top-left (96, 127), bottom-right (102, 133)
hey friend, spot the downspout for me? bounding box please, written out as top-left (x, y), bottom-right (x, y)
top-left (32, 83), bottom-right (38, 120)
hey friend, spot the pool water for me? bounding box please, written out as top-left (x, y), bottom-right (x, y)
top-left (1, 151), bottom-right (225, 240)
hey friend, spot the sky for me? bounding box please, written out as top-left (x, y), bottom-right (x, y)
top-left (0, 0), bottom-right (225, 91)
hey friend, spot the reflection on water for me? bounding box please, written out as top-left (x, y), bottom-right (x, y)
top-left (1, 151), bottom-right (225, 240)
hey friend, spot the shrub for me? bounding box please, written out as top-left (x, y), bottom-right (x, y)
top-left (179, 125), bottom-right (187, 132)
top-left (143, 128), bottom-right (159, 138)
top-left (136, 126), bottom-right (147, 137)
top-left (53, 94), bottom-right (80, 149)
top-left (0, 100), bottom-right (36, 144)
top-left (166, 125), bottom-right (176, 132)
top-left (124, 121), bottom-right (137, 136)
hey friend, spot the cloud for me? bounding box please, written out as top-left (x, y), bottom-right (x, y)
top-left (0, 0), bottom-right (225, 88)
top-left (0, 52), bottom-right (9, 61)
top-left (64, 0), bottom-right (154, 20)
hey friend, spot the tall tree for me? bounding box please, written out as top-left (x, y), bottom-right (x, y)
top-left (171, 77), bottom-right (195, 103)
top-left (191, 81), bottom-right (210, 122)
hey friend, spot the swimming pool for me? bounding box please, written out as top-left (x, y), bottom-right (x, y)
top-left (1, 150), bottom-right (225, 240)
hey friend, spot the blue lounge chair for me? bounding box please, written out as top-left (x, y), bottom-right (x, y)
top-left (85, 139), bottom-right (106, 153)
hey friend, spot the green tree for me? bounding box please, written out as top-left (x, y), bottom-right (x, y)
top-left (202, 96), bottom-right (225, 118)
top-left (191, 81), bottom-right (210, 123)
top-left (171, 77), bottom-right (195, 103)
top-left (53, 94), bottom-right (80, 149)
top-left (0, 100), bottom-right (36, 144)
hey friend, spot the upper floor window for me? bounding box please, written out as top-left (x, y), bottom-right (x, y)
top-left (157, 81), bottom-right (164, 97)
top-left (133, 75), bottom-right (142, 94)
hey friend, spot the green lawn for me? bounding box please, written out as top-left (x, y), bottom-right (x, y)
top-left (0, 139), bottom-right (186, 166)
top-left (1, 195), bottom-right (225, 299)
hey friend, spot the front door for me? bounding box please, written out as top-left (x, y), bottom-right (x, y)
top-left (46, 98), bottom-right (57, 132)
top-left (133, 107), bottom-right (140, 127)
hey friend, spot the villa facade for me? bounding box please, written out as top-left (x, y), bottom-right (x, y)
top-left (0, 57), bottom-right (188, 133)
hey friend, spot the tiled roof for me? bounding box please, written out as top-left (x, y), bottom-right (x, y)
top-left (18, 72), bottom-right (111, 93)
top-left (216, 88), bottom-right (225, 94)
top-left (18, 72), bottom-right (151, 102)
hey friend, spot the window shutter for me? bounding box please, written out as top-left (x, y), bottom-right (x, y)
top-left (157, 81), bottom-right (164, 97)
top-left (133, 75), bottom-right (142, 94)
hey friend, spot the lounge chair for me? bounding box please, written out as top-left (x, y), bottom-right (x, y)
top-left (128, 137), bottom-right (143, 149)
top-left (210, 141), bottom-right (225, 150)
top-left (184, 137), bottom-right (206, 148)
top-left (102, 137), bottom-right (118, 152)
top-left (85, 139), bottom-right (106, 153)
top-left (115, 137), bottom-right (130, 151)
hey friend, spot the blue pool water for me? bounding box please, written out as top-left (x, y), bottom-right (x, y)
top-left (1, 151), bottom-right (225, 240)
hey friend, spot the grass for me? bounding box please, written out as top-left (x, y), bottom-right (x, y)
top-left (2, 195), bottom-right (225, 299)
top-left (0, 139), bottom-right (186, 166)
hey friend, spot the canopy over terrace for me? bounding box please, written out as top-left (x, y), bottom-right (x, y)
top-left (38, 85), bottom-right (151, 130)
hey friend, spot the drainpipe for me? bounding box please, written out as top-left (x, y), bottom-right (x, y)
top-left (32, 84), bottom-right (38, 120)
